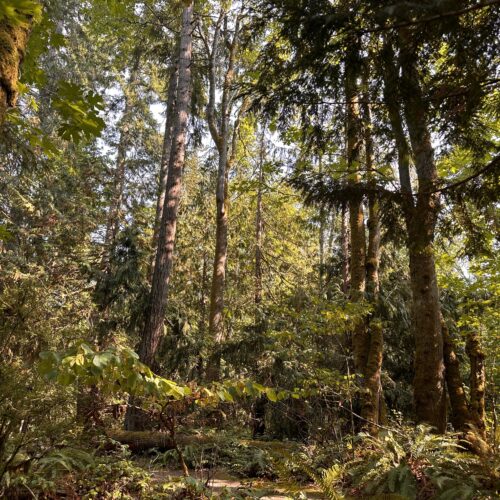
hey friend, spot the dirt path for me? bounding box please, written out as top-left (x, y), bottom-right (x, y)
top-left (150, 469), bottom-right (324, 499)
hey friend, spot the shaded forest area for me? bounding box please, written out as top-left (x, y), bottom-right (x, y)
top-left (1, 0), bottom-right (499, 498)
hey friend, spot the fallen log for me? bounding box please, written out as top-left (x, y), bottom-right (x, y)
top-left (107, 430), bottom-right (212, 453)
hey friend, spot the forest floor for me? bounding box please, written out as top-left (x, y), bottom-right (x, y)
top-left (148, 468), bottom-right (324, 498)
top-left (129, 434), bottom-right (325, 498)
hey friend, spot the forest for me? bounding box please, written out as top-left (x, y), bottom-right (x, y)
top-left (0, 0), bottom-right (499, 498)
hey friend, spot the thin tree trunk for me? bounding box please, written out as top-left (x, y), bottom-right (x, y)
top-left (195, 252), bottom-right (208, 379)
top-left (204, 13), bottom-right (242, 380)
top-left (340, 203), bottom-right (350, 295)
top-left (149, 64), bottom-right (179, 282)
top-left (77, 54), bottom-right (141, 428)
top-left (318, 157), bottom-right (326, 292)
top-left (360, 64), bottom-right (383, 434)
top-left (344, 45), bottom-right (367, 377)
top-left (252, 126), bottom-right (266, 437)
top-left (255, 128), bottom-right (264, 317)
top-left (0, 19), bottom-right (32, 123)
top-left (101, 53), bottom-right (141, 282)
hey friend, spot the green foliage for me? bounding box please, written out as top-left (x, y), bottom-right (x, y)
top-left (52, 81), bottom-right (106, 142)
top-left (0, 0), bottom-right (42, 26)
top-left (305, 426), bottom-right (499, 499)
top-left (39, 343), bottom-right (191, 400)
top-left (5, 443), bottom-right (156, 498)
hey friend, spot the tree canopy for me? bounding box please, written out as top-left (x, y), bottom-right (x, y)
top-left (0, 0), bottom-right (499, 498)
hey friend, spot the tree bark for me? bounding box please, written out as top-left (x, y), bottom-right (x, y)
top-left (139, 2), bottom-right (192, 368)
top-left (125, 2), bottom-right (192, 430)
top-left (0, 19), bottom-right (32, 123)
top-left (252, 126), bottom-right (267, 437)
top-left (149, 64), bottom-right (179, 282)
top-left (255, 127), bottom-right (264, 317)
top-left (204, 12), bottom-right (242, 381)
top-left (398, 31), bottom-right (446, 432)
top-left (125, 3), bottom-right (193, 430)
top-left (466, 332), bottom-right (487, 439)
top-left (340, 203), bottom-right (350, 295)
top-left (360, 63), bottom-right (384, 434)
top-left (344, 45), bottom-right (367, 377)
top-left (442, 321), bottom-right (470, 431)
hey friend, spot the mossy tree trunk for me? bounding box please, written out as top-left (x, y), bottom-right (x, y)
top-left (466, 332), bottom-right (487, 439)
top-left (388, 31), bottom-right (446, 432)
top-left (0, 20), bottom-right (32, 123)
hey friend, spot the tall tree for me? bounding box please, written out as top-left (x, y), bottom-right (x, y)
top-left (149, 63), bottom-right (179, 281)
top-left (344, 40), bottom-right (367, 388)
top-left (398, 30), bottom-right (446, 431)
top-left (201, 5), bottom-right (245, 380)
top-left (138, 1), bottom-right (193, 367)
top-left (125, 1), bottom-right (193, 432)
top-left (360, 58), bottom-right (384, 433)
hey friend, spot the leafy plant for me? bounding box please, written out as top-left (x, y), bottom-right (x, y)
top-left (304, 426), bottom-right (499, 499)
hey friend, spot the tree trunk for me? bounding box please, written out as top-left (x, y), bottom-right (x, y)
top-left (255, 126), bottom-right (264, 321)
top-left (344, 46), bottom-right (367, 377)
top-left (204, 13), bottom-right (242, 381)
top-left (195, 252), bottom-right (208, 379)
top-left (139, 2), bottom-right (192, 367)
top-left (398, 32), bottom-right (446, 432)
top-left (442, 321), bottom-right (470, 431)
top-left (442, 324), bottom-right (489, 454)
top-left (318, 157), bottom-right (326, 292)
top-left (124, 3), bottom-right (193, 431)
top-left (360, 65), bottom-right (383, 434)
top-left (466, 332), bottom-right (487, 439)
top-left (0, 19), bottom-right (32, 123)
top-left (252, 126), bottom-right (267, 438)
top-left (340, 203), bottom-right (350, 295)
top-left (149, 64), bottom-right (179, 282)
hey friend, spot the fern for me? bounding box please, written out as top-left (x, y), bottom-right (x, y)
top-left (297, 426), bottom-right (499, 499)
top-left (35, 447), bottom-right (94, 479)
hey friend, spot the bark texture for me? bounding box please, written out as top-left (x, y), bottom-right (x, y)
top-left (401, 41), bottom-right (446, 432)
top-left (204, 12), bottom-right (243, 380)
top-left (344, 46), bottom-right (367, 378)
top-left (442, 322), bottom-right (470, 431)
top-left (360, 65), bottom-right (384, 434)
top-left (385, 32), bottom-right (446, 432)
top-left (466, 332), bottom-right (487, 439)
top-left (125, 4), bottom-right (193, 431)
top-left (0, 20), bottom-right (31, 123)
top-left (442, 324), bottom-right (489, 454)
top-left (149, 64), bottom-right (179, 281)
top-left (340, 203), bottom-right (350, 295)
top-left (138, 2), bottom-right (193, 368)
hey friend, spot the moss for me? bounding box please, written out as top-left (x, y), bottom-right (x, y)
top-left (0, 21), bottom-right (31, 122)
